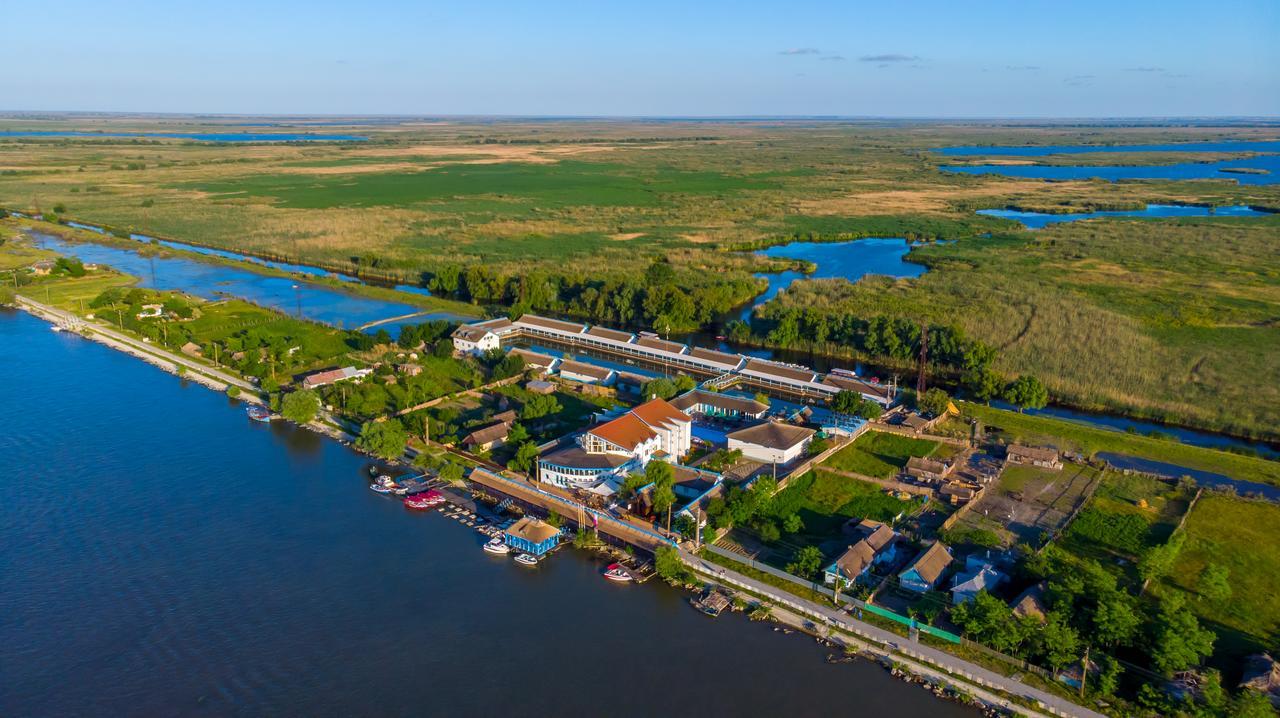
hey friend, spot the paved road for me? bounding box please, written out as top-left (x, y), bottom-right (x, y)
top-left (680, 549), bottom-right (1106, 718)
top-left (17, 295), bottom-right (261, 395)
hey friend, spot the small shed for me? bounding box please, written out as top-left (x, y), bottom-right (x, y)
top-left (504, 517), bottom-right (561, 556)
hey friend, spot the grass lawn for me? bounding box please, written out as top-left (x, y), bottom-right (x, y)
top-left (964, 402), bottom-right (1280, 489)
top-left (822, 430), bottom-right (945, 478)
top-left (29, 271), bottom-right (136, 310)
top-left (1159, 495), bottom-right (1280, 665)
top-left (1057, 472), bottom-right (1188, 565)
top-left (0, 241), bottom-right (57, 270)
top-left (768, 469), bottom-right (920, 540)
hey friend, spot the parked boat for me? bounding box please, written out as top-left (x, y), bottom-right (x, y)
top-left (514, 553), bottom-right (539, 566)
top-left (245, 405), bottom-right (272, 423)
top-left (603, 563), bottom-right (633, 582)
top-left (404, 493), bottom-right (438, 510)
top-left (691, 588), bottom-right (730, 617)
top-left (484, 537), bottom-right (511, 555)
top-left (370, 475), bottom-right (402, 494)
top-left (50, 326), bottom-right (63, 333)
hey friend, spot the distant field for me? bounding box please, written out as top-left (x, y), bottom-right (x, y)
top-left (2, 118), bottom-right (1278, 437)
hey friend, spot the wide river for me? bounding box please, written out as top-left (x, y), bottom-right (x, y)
top-left (0, 309), bottom-right (976, 718)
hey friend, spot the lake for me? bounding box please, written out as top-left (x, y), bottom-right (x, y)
top-left (29, 232), bottom-right (468, 331)
top-left (0, 130), bottom-right (367, 142)
top-left (942, 154), bottom-right (1280, 185)
top-left (0, 308), bottom-right (977, 717)
top-left (977, 204), bottom-right (1270, 229)
top-left (937, 140), bottom-right (1280, 156)
top-left (738, 237), bottom-right (928, 321)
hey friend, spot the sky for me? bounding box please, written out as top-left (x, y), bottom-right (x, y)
top-left (7, 0), bottom-right (1278, 117)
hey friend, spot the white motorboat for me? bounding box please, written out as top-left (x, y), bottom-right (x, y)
top-left (514, 553), bottom-right (539, 566)
top-left (483, 538), bottom-right (510, 555)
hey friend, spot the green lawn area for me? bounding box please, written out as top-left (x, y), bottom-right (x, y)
top-left (0, 241), bottom-right (57, 270)
top-left (768, 469), bottom-right (920, 540)
top-left (29, 271), bottom-right (136, 310)
top-left (1057, 472), bottom-right (1188, 564)
top-left (1159, 495), bottom-right (1280, 665)
top-left (822, 430), bottom-right (945, 478)
top-left (964, 402), bottom-right (1280, 489)
top-left (175, 160), bottom-right (781, 210)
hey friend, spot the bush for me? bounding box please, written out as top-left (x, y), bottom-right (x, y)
top-left (225, 385), bottom-right (241, 398)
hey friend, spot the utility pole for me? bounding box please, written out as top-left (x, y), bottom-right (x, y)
top-left (916, 322), bottom-right (928, 397)
top-left (1079, 646), bottom-right (1089, 699)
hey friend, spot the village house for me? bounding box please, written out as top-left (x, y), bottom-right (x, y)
top-left (537, 398), bottom-right (692, 495)
top-left (1005, 444), bottom-right (1062, 470)
top-left (726, 421), bottom-right (816, 464)
top-left (503, 517), bottom-right (561, 557)
top-left (823, 519), bottom-right (899, 585)
top-left (897, 412), bottom-right (938, 435)
top-left (939, 481), bottom-right (979, 504)
top-left (180, 341), bottom-right (203, 357)
top-left (451, 324), bottom-right (502, 356)
top-left (898, 541), bottom-right (953, 594)
top-left (462, 421), bottom-right (512, 453)
top-left (903, 456), bottom-right (951, 484)
top-left (670, 389), bottom-right (769, 421)
top-left (1009, 582), bottom-right (1049, 622)
top-left (136, 304), bottom-right (164, 319)
top-left (950, 558), bottom-right (1005, 604)
top-left (525, 379), bottom-right (556, 395)
top-left (557, 359), bottom-right (616, 386)
top-left (29, 259), bottom-right (55, 276)
top-left (301, 366), bottom-right (372, 390)
top-left (507, 347), bottom-right (560, 374)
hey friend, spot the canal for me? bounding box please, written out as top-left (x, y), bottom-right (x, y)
top-left (0, 308), bottom-right (977, 717)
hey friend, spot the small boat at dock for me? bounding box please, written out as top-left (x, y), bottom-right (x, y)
top-left (603, 563), bottom-right (633, 582)
top-left (370, 475), bottom-right (402, 494)
top-left (484, 537), bottom-right (511, 555)
top-left (404, 492), bottom-right (442, 510)
top-left (691, 588), bottom-right (730, 617)
top-left (514, 553), bottom-right (539, 566)
top-left (246, 405), bottom-right (272, 423)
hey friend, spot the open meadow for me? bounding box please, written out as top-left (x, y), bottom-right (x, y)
top-left (3, 116), bottom-right (1279, 439)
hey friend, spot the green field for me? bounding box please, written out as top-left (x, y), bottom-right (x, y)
top-left (1058, 472), bottom-right (1189, 565)
top-left (1159, 495), bottom-right (1280, 665)
top-left (822, 431), bottom-right (947, 478)
top-left (768, 468), bottom-right (919, 538)
top-left (3, 117), bottom-right (1278, 437)
top-left (963, 402), bottom-right (1280, 488)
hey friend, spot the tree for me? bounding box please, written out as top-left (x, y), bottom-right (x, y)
top-left (1003, 375), bottom-right (1048, 412)
top-left (1138, 533), bottom-right (1185, 583)
top-left (642, 377), bottom-right (678, 400)
top-left (280, 389), bottom-right (320, 424)
top-left (1196, 563), bottom-right (1231, 605)
top-left (961, 366), bottom-right (1003, 403)
top-left (507, 441), bottom-right (540, 474)
top-left (654, 545), bottom-right (691, 583)
top-left (783, 513), bottom-right (804, 534)
top-left (437, 460), bottom-right (464, 483)
top-left (491, 353), bottom-right (526, 380)
top-left (786, 545), bottom-right (823, 580)
top-left (917, 387), bottom-right (951, 417)
top-left (830, 390), bottom-right (883, 418)
top-left (356, 419), bottom-right (408, 460)
top-left (521, 393), bottom-right (562, 420)
top-left (1234, 689), bottom-right (1280, 718)
top-left (506, 422), bottom-right (529, 446)
top-left (1091, 593), bottom-right (1141, 648)
top-left (674, 513), bottom-right (698, 539)
top-left (1149, 592), bottom-right (1215, 676)
top-left (1036, 612), bottom-right (1081, 671)
top-left (648, 460), bottom-right (676, 519)
top-left (1093, 654), bottom-right (1123, 697)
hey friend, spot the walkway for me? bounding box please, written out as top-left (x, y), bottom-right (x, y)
top-left (679, 549), bottom-right (1106, 718)
top-left (355, 310), bottom-right (441, 332)
top-left (16, 295), bottom-right (261, 396)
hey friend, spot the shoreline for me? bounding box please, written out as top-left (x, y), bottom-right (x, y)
top-left (4, 296), bottom-right (1097, 718)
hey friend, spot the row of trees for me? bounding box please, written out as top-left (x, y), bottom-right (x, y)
top-left (427, 259), bottom-right (760, 333)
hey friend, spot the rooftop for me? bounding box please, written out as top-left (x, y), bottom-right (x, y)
top-left (540, 445), bottom-right (630, 470)
top-left (586, 326), bottom-right (636, 343)
top-left (589, 413), bottom-right (658, 452)
top-left (822, 374), bottom-right (892, 400)
top-left (726, 421), bottom-right (816, 450)
top-left (629, 397), bottom-right (692, 428)
top-left (518, 314), bottom-right (587, 334)
top-left (742, 358), bottom-right (817, 384)
top-left (670, 389), bottom-right (768, 416)
top-left (559, 360), bottom-right (614, 381)
top-left (688, 347), bottom-right (744, 369)
top-left (905, 456), bottom-right (948, 475)
top-left (507, 347), bottom-right (557, 368)
top-left (903, 541), bottom-right (953, 584)
top-left (636, 336), bottom-right (688, 355)
top-left (462, 421), bottom-right (511, 446)
top-left (506, 516), bottom-right (560, 544)
top-left (1007, 444), bottom-right (1059, 462)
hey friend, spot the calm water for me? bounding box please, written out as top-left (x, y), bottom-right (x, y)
top-left (29, 232), bottom-right (469, 331)
top-left (977, 204), bottom-right (1270, 229)
top-left (0, 309), bottom-right (976, 717)
top-left (1096, 452), bottom-right (1280, 501)
top-left (0, 131), bottom-right (366, 142)
top-left (739, 237), bottom-right (928, 321)
top-left (937, 140), bottom-right (1280, 156)
top-left (942, 154), bottom-right (1280, 185)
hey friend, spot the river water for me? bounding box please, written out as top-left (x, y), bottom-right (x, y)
top-left (29, 232), bottom-right (469, 331)
top-left (0, 308), bottom-right (976, 717)
top-left (977, 204), bottom-right (1270, 229)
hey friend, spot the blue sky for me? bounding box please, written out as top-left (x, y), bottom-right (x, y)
top-left (7, 0), bottom-right (1278, 117)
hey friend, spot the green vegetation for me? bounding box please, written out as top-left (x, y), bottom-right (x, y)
top-left (964, 402), bottom-right (1280, 488)
top-left (355, 418), bottom-right (408, 459)
top-left (280, 389), bottom-right (320, 424)
top-left (1058, 472), bottom-right (1188, 565)
top-left (821, 431), bottom-right (945, 478)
